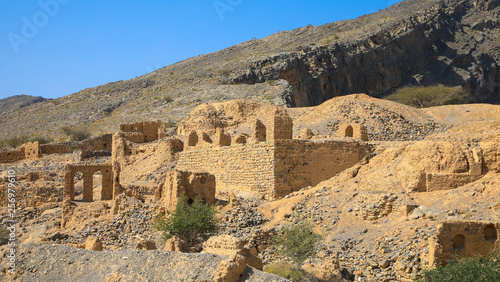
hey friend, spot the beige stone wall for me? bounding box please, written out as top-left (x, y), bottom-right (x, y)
top-left (64, 164), bottom-right (114, 202)
top-left (338, 124), bottom-right (369, 141)
top-left (267, 106), bottom-right (293, 141)
top-left (274, 139), bottom-right (365, 198)
top-left (119, 120), bottom-right (165, 143)
top-left (160, 170), bottom-right (216, 212)
top-left (177, 143), bottom-right (275, 199)
top-left (23, 141), bottom-right (41, 159)
top-left (40, 144), bottom-right (69, 154)
top-left (178, 139), bottom-right (364, 200)
top-left (425, 174), bottom-right (483, 192)
top-left (429, 221), bottom-right (500, 266)
top-left (0, 149), bottom-right (25, 163)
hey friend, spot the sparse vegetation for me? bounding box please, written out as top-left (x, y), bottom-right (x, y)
top-left (384, 85), bottom-right (466, 108)
top-left (153, 195), bottom-right (219, 246)
top-left (272, 219), bottom-right (323, 263)
top-left (28, 136), bottom-right (54, 144)
top-left (264, 262), bottom-right (309, 281)
top-left (163, 95), bottom-right (173, 103)
top-left (417, 251), bottom-right (500, 282)
top-left (61, 126), bottom-right (91, 141)
top-left (164, 121), bottom-right (176, 128)
top-left (5, 136), bottom-right (26, 148)
top-left (217, 69), bottom-right (230, 77)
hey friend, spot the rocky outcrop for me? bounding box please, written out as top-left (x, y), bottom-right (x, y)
top-left (231, 0), bottom-right (500, 106)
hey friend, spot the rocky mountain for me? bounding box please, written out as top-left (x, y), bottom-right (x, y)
top-left (0, 0), bottom-right (498, 140)
top-left (0, 95), bottom-right (49, 115)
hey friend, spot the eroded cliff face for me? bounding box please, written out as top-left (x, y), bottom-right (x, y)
top-left (231, 0), bottom-right (500, 106)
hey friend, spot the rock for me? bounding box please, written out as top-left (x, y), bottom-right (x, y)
top-left (85, 237), bottom-right (103, 251)
top-left (213, 254), bottom-right (247, 282)
top-left (136, 238), bottom-right (156, 250)
top-left (163, 236), bottom-right (189, 252)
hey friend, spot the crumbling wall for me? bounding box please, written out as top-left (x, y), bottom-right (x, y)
top-left (40, 144), bottom-right (69, 154)
top-left (119, 119), bottom-right (166, 143)
top-left (425, 174), bottom-right (483, 192)
top-left (159, 170), bottom-right (216, 212)
top-left (429, 221), bottom-right (500, 266)
top-left (63, 164), bottom-right (115, 202)
top-left (266, 106), bottom-right (293, 141)
top-left (274, 139), bottom-right (365, 198)
top-left (338, 124), bottom-right (369, 141)
top-left (177, 142), bottom-right (276, 199)
top-left (23, 141), bottom-right (41, 159)
top-left (0, 149), bottom-right (24, 163)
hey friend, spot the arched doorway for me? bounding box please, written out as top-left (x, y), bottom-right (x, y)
top-left (345, 125), bottom-right (354, 138)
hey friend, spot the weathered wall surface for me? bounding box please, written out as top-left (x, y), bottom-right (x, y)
top-left (274, 139), bottom-right (365, 198)
top-left (177, 139), bottom-right (365, 200)
top-left (159, 170), bottom-right (216, 212)
top-left (120, 120), bottom-right (166, 143)
top-left (429, 221), bottom-right (500, 266)
top-left (40, 144), bottom-right (69, 155)
top-left (0, 149), bottom-right (24, 163)
top-left (425, 173), bottom-right (483, 192)
top-left (177, 143), bottom-right (275, 199)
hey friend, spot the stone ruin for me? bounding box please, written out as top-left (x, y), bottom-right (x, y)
top-left (119, 119), bottom-right (166, 143)
top-left (176, 105), bottom-right (369, 200)
top-left (428, 220), bottom-right (500, 266)
top-left (156, 170), bottom-right (216, 213)
top-left (63, 162), bottom-right (121, 202)
top-left (338, 123), bottom-right (369, 141)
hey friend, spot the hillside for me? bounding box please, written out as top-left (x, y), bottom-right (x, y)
top-left (0, 0), bottom-right (498, 141)
top-left (0, 95), bottom-right (49, 115)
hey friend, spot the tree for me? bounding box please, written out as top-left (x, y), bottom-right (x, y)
top-left (273, 219), bottom-right (323, 263)
top-left (154, 195), bottom-right (219, 246)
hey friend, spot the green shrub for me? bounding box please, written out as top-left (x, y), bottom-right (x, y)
top-left (0, 226), bottom-right (9, 246)
top-left (384, 85), bottom-right (466, 108)
top-left (153, 195), bottom-right (219, 246)
top-left (163, 95), bottom-right (173, 103)
top-left (164, 121), bottom-right (176, 128)
top-left (29, 136), bottom-right (54, 144)
top-left (418, 251), bottom-right (500, 282)
top-left (264, 262), bottom-right (308, 281)
top-left (5, 136), bottom-right (26, 148)
top-left (61, 126), bottom-right (90, 141)
top-left (273, 220), bottom-right (323, 263)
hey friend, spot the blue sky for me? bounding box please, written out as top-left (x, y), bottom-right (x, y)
top-left (0, 0), bottom-right (402, 99)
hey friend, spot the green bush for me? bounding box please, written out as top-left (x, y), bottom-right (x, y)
top-left (418, 251), bottom-right (500, 282)
top-left (153, 195), bottom-right (219, 246)
top-left (384, 85), bottom-right (466, 108)
top-left (273, 220), bottom-right (323, 263)
top-left (61, 126), bottom-right (91, 141)
top-left (264, 262), bottom-right (309, 281)
top-left (0, 226), bottom-right (9, 246)
top-left (29, 136), bottom-right (54, 144)
top-left (5, 136), bottom-right (26, 148)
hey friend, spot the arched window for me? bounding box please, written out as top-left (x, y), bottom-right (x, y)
top-left (345, 125), bottom-right (354, 138)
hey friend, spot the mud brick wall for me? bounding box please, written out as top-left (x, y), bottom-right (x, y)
top-left (429, 221), bottom-right (500, 266)
top-left (40, 144), bottom-right (69, 155)
top-left (177, 143), bottom-right (275, 199)
top-left (24, 142), bottom-right (41, 159)
top-left (0, 149), bottom-right (24, 163)
top-left (425, 174), bottom-right (483, 192)
top-left (274, 139), bottom-right (364, 198)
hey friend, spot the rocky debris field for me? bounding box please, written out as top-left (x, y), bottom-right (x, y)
top-left (1, 243), bottom-right (288, 282)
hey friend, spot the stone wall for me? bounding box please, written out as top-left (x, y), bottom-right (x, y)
top-left (64, 164), bottom-right (115, 202)
top-left (177, 142), bottom-right (276, 199)
top-left (338, 124), bottom-right (369, 141)
top-left (40, 144), bottom-right (69, 155)
top-left (425, 174), bottom-right (484, 192)
top-left (24, 141), bottom-right (41, 159)
top-left (429, 220), bottom-right (500, 266)
top-left (274, 139), bottom-right (366, 198)
top-left (0, 149), bottom-right (24, 163)
top-left (158, 170), bottom-right (216, 212)
top-left (177, 139), bottom-right (365, 200)
top-left (119, 120), bottom-right (166, 143)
